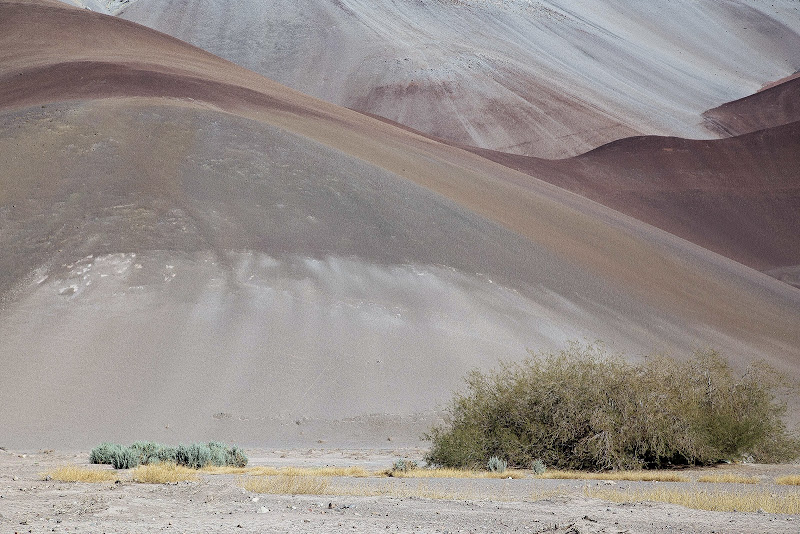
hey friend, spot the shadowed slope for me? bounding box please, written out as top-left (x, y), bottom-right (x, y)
top-left (117, 0), bottom-right (800, 158)
top-left (470, 121), bottom-right (800, 275)
top-left (704, 76), bottom-right (800, 136)
top-left (2, 0), bottom-right (800, 449)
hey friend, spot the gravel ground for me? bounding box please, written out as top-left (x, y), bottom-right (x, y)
top-left (2, 448), bottom-right (798, 533)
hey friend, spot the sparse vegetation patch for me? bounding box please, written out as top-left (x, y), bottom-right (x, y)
top-left (243, 474), bottom-right (330, 495)
top-left (89, 441), bottom-right (247, 469)
top-left (539, 470), bottom-right (688, 482)
top-left (131, 463), bottom-right (199, 484)
top-left (697, 473), bottom-right (759, 484)
top-left (586, 486), bottom-right (800, 514)
top-left (42, 465), bottom-right (119, 483)
top-left (777, 475), bottom-right (800, 486)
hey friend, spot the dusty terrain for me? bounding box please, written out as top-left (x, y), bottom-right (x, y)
top-left (105, 0), bottom-right (800, 284)
top-left (2, 448), bottom-right (799, 533)
top-left (3, 0), bottom-right (799, 450)
top-left (469, 110), bottom-right (800, 276)
top-left (116, 0), bottom-right (800, 158)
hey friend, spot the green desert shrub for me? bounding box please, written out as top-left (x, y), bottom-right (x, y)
top-left (487, 456), bottom-right (507, 473)
top-left (175, 443), bottom-right (212, 469)
top-left (154, 445), bottom-right (178, 464)
top-left (425, 343), bottom-right (799, 471)
top-left (225, 445), bottom-right (249, 468)
top-left (90, 442), bottom-right (247, 469)
top-left (393, 459), bottom-right (418, 472)
top-left (531, 459), bottom-right (546, 475)
top-left (111, 447), bottom-right (140, 469)
top-left (89, 442), bottom-right (124, 465)
top-left (129, 441), bottom-right (165, 465)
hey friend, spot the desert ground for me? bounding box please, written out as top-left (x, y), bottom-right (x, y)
top-left (2, 448), bottom-right (799, 533)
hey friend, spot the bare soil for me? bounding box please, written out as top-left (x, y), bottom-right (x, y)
top-left (2, 448), bottom-right (798, 533)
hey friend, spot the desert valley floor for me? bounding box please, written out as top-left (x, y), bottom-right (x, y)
top-left (2, 448), bottom-right (800, 533)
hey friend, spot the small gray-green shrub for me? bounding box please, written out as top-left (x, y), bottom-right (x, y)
top-left (89, 442), bottom-right (247, 469)
top-left (111, 447), bottom-right (139, 469)
top-left (225, 445), bottom-right (248, 468)
top-left (392, 458), bottom-right (418, 472)
top-left (487, 456), bottom-right (507, 473)
top-left (207, 441), bottom-right (231, 467)
top-left (154, 446), bottom-right (178, 464)
top-left (176, 443), bottom-right (212, 469)
top-left (531, 459), bottom-right (546, 475)
top-left (89, 442), bottom-right (123, 465)
top-left (130, 441), bottom-right (164, 464)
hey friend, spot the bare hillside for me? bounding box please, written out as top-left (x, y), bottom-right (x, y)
top-left (2, 0), bottom-right (799, 450)
top-left (117, 0), bottom-right (800, 158)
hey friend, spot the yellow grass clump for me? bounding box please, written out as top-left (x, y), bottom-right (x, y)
top-left (278, 466), bottom-right (373, 478)
top-left (42, 465), bottom-right (119, 483)
top-left (386, 467), bottom-right (526, 479)
top-left (697, 473), bottom-right (759, 484)
top-left (243, 475), bottom-right (330, 495)
top-left (586, 486), bottom-right (800, 514)
top-left (539, 470), bottom-right (688, 482)
top-left (131, 463), bottom-right (199, 484)
top-left (777, 475), bottom-right (800, 486)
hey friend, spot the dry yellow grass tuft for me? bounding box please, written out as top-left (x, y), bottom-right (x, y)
top-left (777, 475), bottom-right (800, 486)
top-left (131, 463), bottom-right (199, 484)
top-left (280, 466), bottom-right (373, 477)
top-left (539, 470), bottom-right (688, 482)
top-left (697, 473), bottom-right (759, 484)
top-left (243, 475), bottom-right (330, 495)
top-left (386, 467), bottom-right (526, 479)
top-left (587, 486), bottom-right (800, 514)
top-left (42, 465), bottom-right (119, 483)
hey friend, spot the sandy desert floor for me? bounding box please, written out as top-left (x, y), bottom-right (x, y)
top-left (2, 448), bottom-right (799, 533)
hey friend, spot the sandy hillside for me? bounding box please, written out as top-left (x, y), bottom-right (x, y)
top-left (116, 0), bottom-right (800, 158)
top-left (2, 0), bottom-right (800, 452)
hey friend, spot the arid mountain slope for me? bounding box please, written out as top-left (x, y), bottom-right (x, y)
top-left (704, 76), bottom-right (800, 136)
top-left (2, 0), bottom-right (799, 449)
top-left (116, 0), bottom-right (800, 158)
top-left (469, 119), bottom-right (800, 277)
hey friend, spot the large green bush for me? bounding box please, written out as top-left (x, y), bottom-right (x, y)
top-left (425, 343), bottom-right (798, 471)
